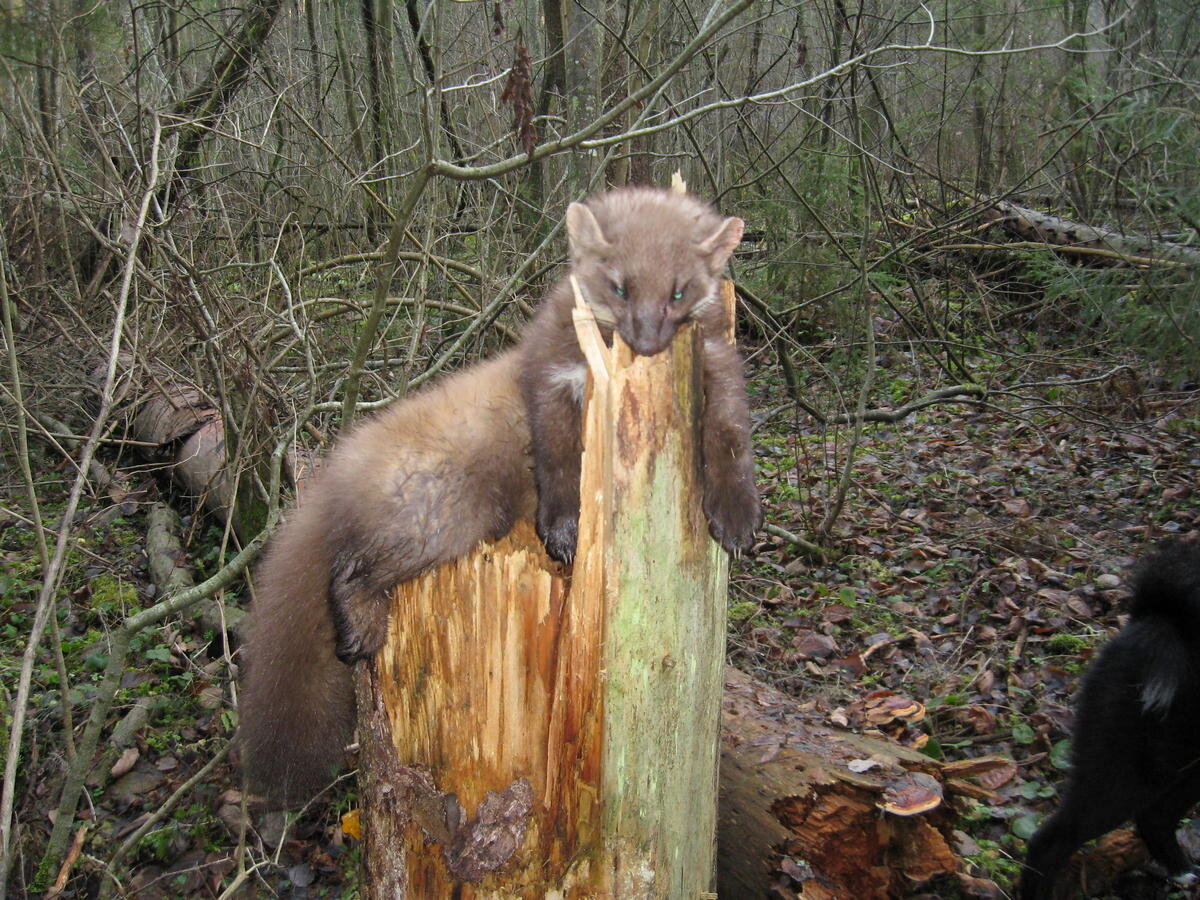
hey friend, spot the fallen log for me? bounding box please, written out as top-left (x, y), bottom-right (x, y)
top-left (719, 667), bottom-right (1004, 899)
top-left (981, 200), bottom-right (1200, 267)
top-left (127, 378), bottom-right (233, 518)
top-left (89, 356), bottom-right (292, 540)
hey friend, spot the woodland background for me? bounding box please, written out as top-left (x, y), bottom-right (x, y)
top-left (0, 0), bottom-right (1198, 896)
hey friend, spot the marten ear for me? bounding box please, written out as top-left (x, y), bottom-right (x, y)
top-left (699, 216), bottom-right (744, 271)
top-left (567, 202), bottom-right (611, 262)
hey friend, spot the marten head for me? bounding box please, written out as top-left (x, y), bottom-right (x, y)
top-left (566, 188), bottom-right (743, 356)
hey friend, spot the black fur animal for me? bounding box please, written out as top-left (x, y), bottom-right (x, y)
top-left (1021, 539), bottom-right (1200, 899)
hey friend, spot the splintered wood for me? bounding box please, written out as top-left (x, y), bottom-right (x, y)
top-left (355, 282), bottom-right (732, 897)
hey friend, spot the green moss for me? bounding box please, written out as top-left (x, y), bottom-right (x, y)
top-left (89, 575), bottom-right (139, 614)
top-left (727, 601), bottom-right (759, 624)
top-left (107, 522), bottom-right (141, 549)
top-left (963, 835), bottom-right (1023, 885)
top-left (1043, 633), bottom-right (1089, 655)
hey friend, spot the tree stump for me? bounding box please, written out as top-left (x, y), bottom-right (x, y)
top-left (354, 283), bottom-right (734, 897)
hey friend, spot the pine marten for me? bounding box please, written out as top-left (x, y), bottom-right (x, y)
top-left (238, 187), bottom-right (761, 805)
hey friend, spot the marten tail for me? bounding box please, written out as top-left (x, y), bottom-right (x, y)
top-left (1129, 539), bottom-right (1200, 626)
top-left (238, 500), bottom-right (355, 806)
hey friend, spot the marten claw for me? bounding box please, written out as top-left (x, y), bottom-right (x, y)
top-left (703, 486), bottom-right (761, 558)
top-left (538, 514), bottom-right (578, 566)
top-left (544, 520), bottom-right (580, 564)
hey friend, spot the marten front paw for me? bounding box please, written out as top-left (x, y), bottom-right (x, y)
top-left (703, 478), bottom-right (761, 558)
top-left (329, 588), bottom-right (389, 664)
top-left (537, 507), bottom-right (579, 565)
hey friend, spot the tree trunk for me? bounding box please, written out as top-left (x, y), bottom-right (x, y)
top-left (601, 5), bottom-right (631, 188)
top-left (404, 0), bottom-right (464, 163)
top-left (170, 0), bottom-right (284, 193)
top-left (360, 0), bottom-right (385, 240)
top-left (355, 288), bottom-right (732, 896)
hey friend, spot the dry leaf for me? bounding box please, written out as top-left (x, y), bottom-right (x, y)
top-left (499, 32), bottom-right (537, 155)
top-left (341, 808), bottom-right (362, 840)
top-left (110, 747), bottom-right (139, 779)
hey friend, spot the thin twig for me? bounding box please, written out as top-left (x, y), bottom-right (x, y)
top-left (340, 166), bottom-right (433, 424)
top-left (823, 384), bottom-right (987, 424)
top-left (762, 523), bottom-right (829, 561)
top-left (42, 824), bottom-right (87, 899)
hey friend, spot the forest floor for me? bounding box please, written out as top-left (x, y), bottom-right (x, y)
top-left (2, 306), bottom-right (1199, 898)
top-left (736, 320), bottom-right (1200, 897)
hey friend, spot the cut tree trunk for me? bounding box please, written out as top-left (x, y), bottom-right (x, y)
top-left (355, 285), bottom-right (731, 897)
top-left (353, 277), bottom-right (1000, 897)
top-left (93, 357), bottom-right (288, 541)
top-left (982, 200), bottom-right (1200, 267)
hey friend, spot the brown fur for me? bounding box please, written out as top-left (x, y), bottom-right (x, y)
top-left (522, 187), bottom-right (760, 562)
top-left (239, 352), bottom-right (533, 804)
top-left (238, 188), bottom-right (759, 806)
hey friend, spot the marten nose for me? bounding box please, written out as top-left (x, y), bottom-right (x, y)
top-left (627, 307), bottom-right (669, 356)
top-left (628, 335), bottom-right (661, 356)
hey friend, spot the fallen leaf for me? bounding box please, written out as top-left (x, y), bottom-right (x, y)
top-left (198, 684), bottom-right (223, 709)
top-left (976, 759), bottom-right (1018, 790)
top-left (341, 809), bottom-right (362, 840)
top-left (1066, 597), bottom-right (1093, 617)
top-left (959, 705), bottom-right (996, 735)
top-left (110, 747), bottom-right (139, 779)
top-left (1002, 498), bottom-right (1032, 516)
top-left (1033, 588), bottom-right (1072, 607)
top-left (792, 631), bottom-right (838, 660)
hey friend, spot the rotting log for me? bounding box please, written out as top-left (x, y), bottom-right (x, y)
top-left (89, 357), bottom-right (231, 515)
top-left (981, 200), bottom-right (1200, 267)
top-left (1064, 828), bottom-right (1150, 896)
top-left (718, 667), bottom-right (998, 899)
top-left (91, 356), bottom-right (290, 540)
top-left (355, 283), bottom-right (735, 897)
